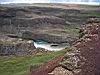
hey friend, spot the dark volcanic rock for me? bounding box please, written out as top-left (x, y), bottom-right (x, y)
top-left (0, 43), bottom-right (34, 56)
top-left (75, 20), bottom-right (100, 75)
top-left (60, 19), bottom-right (100, 75)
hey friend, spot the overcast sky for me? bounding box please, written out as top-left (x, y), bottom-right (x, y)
top-left (0, 0), bottom-right (100, 5)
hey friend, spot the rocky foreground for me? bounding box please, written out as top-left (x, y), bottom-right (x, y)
top-left (29, 18), bottom-right (100, 75)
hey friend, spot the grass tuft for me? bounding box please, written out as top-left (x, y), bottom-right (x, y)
top-left (0, 50), bottom-right (66, 75)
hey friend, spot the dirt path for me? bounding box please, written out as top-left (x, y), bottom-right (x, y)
top-left (29, 55), bottom-right (64, 75)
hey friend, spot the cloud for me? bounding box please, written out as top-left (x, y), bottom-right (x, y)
top-left (61, 2), bottom-right (99, 5)
top-left (1, 0), bottom-right (50, 4)
top-left (50, 0), bottom-right (100, 5)
top-left (0, 0), bottom-right (100, 5)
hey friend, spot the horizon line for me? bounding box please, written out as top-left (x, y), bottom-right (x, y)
top-left (0, 2), bottom-right (100, 5)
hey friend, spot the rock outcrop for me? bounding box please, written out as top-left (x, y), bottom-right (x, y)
top-left (54, 18), bottom-right (100, 75)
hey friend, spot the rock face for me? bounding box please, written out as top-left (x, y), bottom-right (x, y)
top-left (0, 4), bottom-right (99, 39)
top-left (50, 67), bottom-right (74, 75)
top-left (0, 5), bottom-right (82, 53)
top-left (75, 19), bottom-right (100, 75)
top-left (57, 18), bottom-right (100, 75)
top-left (0, 43), bottom-right (34, 56)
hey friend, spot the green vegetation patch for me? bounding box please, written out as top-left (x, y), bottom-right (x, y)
top-left (0, 50), bottom-right (66, 75)
top-left (64, 27), bottom-right (79, 37)
top-left (87, 12), bottom-right (100, 17)
top-left (43, 27), bottom-right (79, 38)
top-left (82, 12), bottom-right (100, 17)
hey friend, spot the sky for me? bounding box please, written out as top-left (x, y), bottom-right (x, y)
top-left (0, 0), bottom-right (100, 5)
